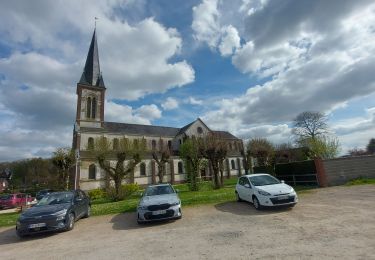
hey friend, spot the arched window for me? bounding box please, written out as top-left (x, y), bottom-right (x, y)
top-left (168, 140), bottom-right (172, 150)
top-left (133, 139), bottom-right (139, 148)
top-left (88, 137), bottom-right (94, 150)
top-left (152, 140), bottom-right (157, 150)
top-left (86, 97), bottom-right (91, 118)
top-left (179, 139), bottom-right (182, 145)
top-left (92, 97), bottom-right (97, 119)
top-left (231, 159), bottom-right (235, 170)
top-left (140, 163), bottom-right (146, 176)
top-left (89, 164), bottom-right (96, 180)
top-left (113, 138), bottom-right (119, 150)
top-left (178, 162), bottom-right (183, 174)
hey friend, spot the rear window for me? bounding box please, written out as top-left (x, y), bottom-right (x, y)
top-left (0, 195), bottom-right (11, 200)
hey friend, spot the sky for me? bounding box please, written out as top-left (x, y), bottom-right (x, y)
top-left (0, 0), bottom-right (375, 162)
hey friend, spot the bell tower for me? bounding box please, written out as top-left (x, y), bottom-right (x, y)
top-left (75, 29), bottom-right (106, 129)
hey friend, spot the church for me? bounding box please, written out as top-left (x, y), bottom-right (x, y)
top-left (72, 30), bottom-right (245, 190)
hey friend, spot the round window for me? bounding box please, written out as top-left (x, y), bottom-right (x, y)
top-left (197, 127), bottom-right (203, 134)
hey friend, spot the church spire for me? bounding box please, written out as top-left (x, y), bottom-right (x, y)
top-left (79, 29), bottom-right (105, 88)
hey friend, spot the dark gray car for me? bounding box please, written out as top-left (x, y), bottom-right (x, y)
top-left (16, 190), bottom-right (90, 237)
top-left (137, 184), bottom-right (182, 224)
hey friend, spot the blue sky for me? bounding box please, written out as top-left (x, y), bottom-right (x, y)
top-left (0, 0), bottom-right (375, 161)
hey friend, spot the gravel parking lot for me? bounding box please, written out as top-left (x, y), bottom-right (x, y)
top-left (0, 185), bottom-right (374, 260)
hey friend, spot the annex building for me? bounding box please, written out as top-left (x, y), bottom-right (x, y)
top-left (72, 30), bottom-right (244, 190)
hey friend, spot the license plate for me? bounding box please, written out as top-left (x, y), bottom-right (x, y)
top-left (277, 196), bottom-right (289, 200)
top-left (29, 223), bottom-right (46, 229)
top-left (152, 210), bottom-right (166, 215)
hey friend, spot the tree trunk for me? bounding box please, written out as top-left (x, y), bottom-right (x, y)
top-left (114, 178), bottom-right (122, 201)
top-left (158, 165), bottom-right (164, 183)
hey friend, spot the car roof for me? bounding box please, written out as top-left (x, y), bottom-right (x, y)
top-left (242, 173), bottom-right (271, 177)
top-left (146, 183), bottom-right (172, 188)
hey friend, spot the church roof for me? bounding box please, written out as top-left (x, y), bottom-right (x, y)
top-left (102, 122), bottom-right (180, 137)
top-left (79, 29), bottom-right (105, 88)
top-left (80, 121), bottom-right (239, 140)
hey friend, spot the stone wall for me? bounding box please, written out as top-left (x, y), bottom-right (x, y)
top-left (322, 155), bottom-right (375, 186)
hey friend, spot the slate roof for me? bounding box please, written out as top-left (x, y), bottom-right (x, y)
top-left (81, 121), bottom-right (239, 140)
top-left (102, 122), bottom-right (180, 137)
top-left (212, 131), bottom-right (239, 140)
top-left (79, 29), bottom-right (105, 88)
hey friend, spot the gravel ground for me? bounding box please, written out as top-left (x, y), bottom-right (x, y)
top-left (0, 185), bottom-right (374, 260)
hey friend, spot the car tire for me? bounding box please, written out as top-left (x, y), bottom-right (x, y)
top-left (235, 191), bottom-right (243, 202)
top-left (83, 205), bottom-right (91, 218)
top-left (252, 196), bottom-right (262, 210)
top-left (65, 213), bottom-right (75, 231)
top-left (16, 228), bottom-right (25, 238)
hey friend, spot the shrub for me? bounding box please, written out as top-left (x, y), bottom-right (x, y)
top-left (106, 183), bottom-right (140, 201)
top-left (88, 188), bottom-right (106, 200)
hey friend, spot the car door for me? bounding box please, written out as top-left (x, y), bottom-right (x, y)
top-left (242, 177), bottom-right (253, 202)
top-left (237, 177), bottom-right (249, 202)
top-left (74, 191), bottom-right (85, 218)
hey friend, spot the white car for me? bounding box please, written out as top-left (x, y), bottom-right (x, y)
top-left (235, 173), bottom-right (298, 209)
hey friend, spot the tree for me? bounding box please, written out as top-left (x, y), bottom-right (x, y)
top-left (303, 136), bottom-right (340, 159)
top-left (293, 111), bottom-right (328, 141)
top-left (201, 133), bottom-right (228, 189)
top-left (366, 138), bottom-right (375, 154)
top-left (247, 138), bottom-right (275, 167)
top-left (240, 150), bottom-right (251, 174)
top-left (179, 138), bottom-right (205, 191)
top-left (152, 146), bottom-right (170, 184)
top-left (52, 148), bottom-right (75, 190)
top-left (91, 136), bottom-right (145, 201)
top-left (347, 148), bottom-right (369, 157)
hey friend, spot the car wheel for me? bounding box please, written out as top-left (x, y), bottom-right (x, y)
top-left (65, 213), bottom-right (75, 231)
top-left (16, 228), bottom-right (25, 238)
top-left (252, 196), bottom-right (262, 210)
top-left (235, 191), bottom-right (243, 202)
top-left (83, 205), bottom-right (91, 218)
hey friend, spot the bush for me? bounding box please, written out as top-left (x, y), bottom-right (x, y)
top-left (88, 188), bottom-right (106, 200)
top-left (106, 183), bottom-right (140, 201)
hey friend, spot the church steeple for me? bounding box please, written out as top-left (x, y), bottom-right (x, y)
top-left (79, 29), bottom-right (105, 88)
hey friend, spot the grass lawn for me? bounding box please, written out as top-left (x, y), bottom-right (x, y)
top-left (0, 177), bottom-right (313, 228)
top-left (346, 178), bottom-right (375, 186)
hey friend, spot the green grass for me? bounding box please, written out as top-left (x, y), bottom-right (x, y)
top-left (0, 177), bottom-right (314, 227)
top-left (0, 212), bottom-right (19, 228)
top-left (346, 178), bottom-right (375, 186)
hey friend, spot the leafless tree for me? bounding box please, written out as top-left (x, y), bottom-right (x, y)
top-left (292, 111), bottom-right (328, 141)
top-left (152, 143), bottom-right (170, 184)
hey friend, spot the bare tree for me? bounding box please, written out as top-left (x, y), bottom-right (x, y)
top-left (293, 111), bottom-right (328, 141)
top-left (201, 133), bottom-right (228, 189)
top-left (348, 148), bottom-right (369, 157)
top-left (52, 148), bottom-right (75, 190)
top-left (247, 138), bottom-right (275, 167)
top-left (179, 138), bottom-right (205, 191)
top-left (91, 136), bottom-right (145, 201)
top-left (152, 145), bottom-right (170, 184)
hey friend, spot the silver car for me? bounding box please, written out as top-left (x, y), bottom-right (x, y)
top-left (137, 184), bottom-right (182, 224)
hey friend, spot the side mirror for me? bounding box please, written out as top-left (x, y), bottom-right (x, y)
top-left (75, 197), bottom-right (83, 202)
top-left (281, 180), bottom-right (285, 184)
top-left (244, 184), bottom-right (251, 189)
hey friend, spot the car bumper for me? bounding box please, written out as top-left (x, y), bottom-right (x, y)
top-left (137, 204), bottom-right (182, 223)
top-left (258, 194), bottom-right (298, 207)
top-left (16, 216), bottom-right (67, 236)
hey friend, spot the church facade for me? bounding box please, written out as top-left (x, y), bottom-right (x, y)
top-left (72, 30), bottom-right (245, 191)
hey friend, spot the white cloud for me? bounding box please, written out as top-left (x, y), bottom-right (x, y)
top-left (161, 97), bottom-right (179, 110)
top-left (218, 25), bottom-right (241, 56)
top-left (134, 104), bottom-right (162, 121)
top-left (187, 97), bottom-right (203, 105)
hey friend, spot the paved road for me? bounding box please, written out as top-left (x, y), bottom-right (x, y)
top-left (0, 185), bottom-right (374, 260)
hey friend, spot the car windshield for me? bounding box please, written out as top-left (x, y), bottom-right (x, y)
top-left (0, 195), bottom-right (11, 200)
top-left (144, 185), bottom-right (175, 196)
top-left (249, 175), bottom-right (280, 186)
top-left (36, 193), bottom-right (73, 206)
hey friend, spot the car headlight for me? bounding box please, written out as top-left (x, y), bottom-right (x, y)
top-left (258, 189), bottom-right (271, 196)
top-left (171, 201), bottom-right (181, 206)
top-left (52, 209), bottom-right (67, 216)
top-left (137, 205), bottom-right (148, 210)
